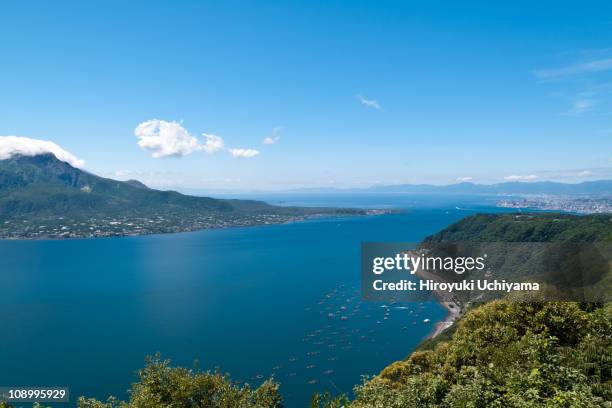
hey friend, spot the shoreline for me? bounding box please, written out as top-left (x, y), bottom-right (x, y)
top-left (406, 249), bottom-right (463, 339)
top-left (0, 209), bottom-right (394, 241)
top-left (429, 300), bottom-right (461, 339)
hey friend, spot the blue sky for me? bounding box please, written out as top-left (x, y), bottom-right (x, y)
top-left (1, 0), bottom-right (611, 190)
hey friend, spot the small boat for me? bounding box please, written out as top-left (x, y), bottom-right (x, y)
top-left (423, 318), bottom-right (431, 323)
top-left (323, 369), bottom-right (334, 375)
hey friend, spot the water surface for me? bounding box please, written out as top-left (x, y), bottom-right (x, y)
top-left (0, 195), bottom-right (510, 406)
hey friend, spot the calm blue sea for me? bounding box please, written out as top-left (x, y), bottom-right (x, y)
top-left (0, 194), bottom-right (512, 407)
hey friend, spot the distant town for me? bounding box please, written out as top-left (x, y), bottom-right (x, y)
top-left (0, 211), bottom-right (377, 240)
top-left (497, 196), bottom-right (612, 214)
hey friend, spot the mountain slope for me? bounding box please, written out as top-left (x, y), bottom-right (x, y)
top-left (0, 154), bottom-right (364, 238)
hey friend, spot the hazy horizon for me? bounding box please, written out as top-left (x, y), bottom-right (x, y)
top-left (1, 1), bottom-right (611, 189)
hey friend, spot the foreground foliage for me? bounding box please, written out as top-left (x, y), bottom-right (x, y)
top-left (314, 301), bottom-right (612, 407)
top-left (77, 355), bottom-right (282, 408)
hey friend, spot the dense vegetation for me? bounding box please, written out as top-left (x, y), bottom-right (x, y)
top-left (76, 355), bottom-right (282, 408)
top-left (0, 356), bottom-right (282, 408)
top-left (423, 213), bottom-right (612, 243)
top-left (419, 213), bottom-right (612, 304)
top-left (313, 300), bottom-right (611, 407)
top-left (0, 154), bottom-right (365, 238)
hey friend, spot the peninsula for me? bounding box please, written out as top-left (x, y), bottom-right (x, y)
top-left (0, 153), bottom-right (376, 239)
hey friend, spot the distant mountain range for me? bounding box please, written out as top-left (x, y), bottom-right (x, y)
top-left (365, 180), bottom-right (612, 195)
top-left (179, 180), bottom-right (612, 196)
top-left (0, 154), bottom-right (364, 239)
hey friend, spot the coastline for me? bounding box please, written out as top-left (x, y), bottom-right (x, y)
top-left (0, 209), bottom-right (393, 241)
top-left (407, 250), bottom-right (463, 339)
top-left (429, 300), bottom-right (461, 339)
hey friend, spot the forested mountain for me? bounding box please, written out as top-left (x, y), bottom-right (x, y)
top-left (0, 153), bottom-right (364, 238)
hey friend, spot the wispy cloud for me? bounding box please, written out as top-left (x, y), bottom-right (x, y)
top-left (456, 176), bottom-right (473, 182)
top-left (357, 95), bottom-right (381, 110)
top-left (503, 174), bottom-right (539, 181)
top-left (567, 98), bottom-right (595, 115)
top-left (534, 58), bottom-right (612, 80)
top-left (263, 127), bottom-right (282, 145)
top-left (533, 53), bottom-right (612, 115)
top-left (229, 148), bottom-right (260, 158)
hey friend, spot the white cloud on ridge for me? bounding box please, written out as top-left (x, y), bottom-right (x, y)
top-left (357, 95), bottom-right (381, 109)
top-left (135, 119), bottom-right (226, 158)
top-left (503, 174), bottom-right (539, 181)
top-left (0, 135), bottom-right (85, 168)
top-left (229, 148), bottom-right (260, 158)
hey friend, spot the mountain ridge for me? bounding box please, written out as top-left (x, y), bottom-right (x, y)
top-left (0, 153), bottom-right (366, 238)
top-left (178, 180), bottom-right (612, 196)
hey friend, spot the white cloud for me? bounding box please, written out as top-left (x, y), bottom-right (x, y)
top-left (0, 135), bottom-right (85, 168)
top-left (135, 119), bottom-right (203, 158)
top-left (503, 174), bottom-right (539, 181)
top-left (201, 133), bottom-right (224, 153)
top-left (577, 170), bottom-right (594, 177)
top-left (229, 148), bottom-right (260, 158)
top-left (135, 119), bottom-right (225, 158)
top-left (534, 58), bottom-right (612, 79)
top-left (456, 176), bottom-right (473, 182)
top-left (263, 127), bottom-right (282, 145)
top-left (357, 95), bottom-right (381, 110)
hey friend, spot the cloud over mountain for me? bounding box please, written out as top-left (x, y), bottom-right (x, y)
top-left (0, 136), bottom-right (85, 168)
top-left (503, 174), bottom-right (538, 181)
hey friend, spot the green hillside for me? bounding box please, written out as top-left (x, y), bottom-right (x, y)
top-left (423, 213), bottom-right (612, 243)
top-left (418, 213), bottom-right (612, 304)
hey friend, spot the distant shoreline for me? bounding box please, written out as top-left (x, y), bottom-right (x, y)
top-left (0, 209), bottom-right (393, 241)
